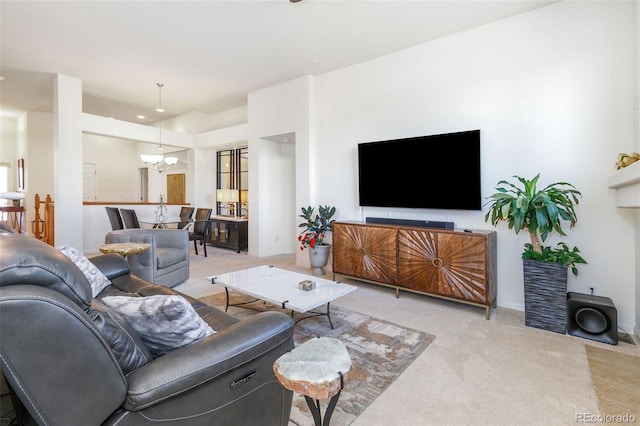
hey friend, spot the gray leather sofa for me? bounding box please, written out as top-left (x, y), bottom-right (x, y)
top-left (0, 232), bottom-right (294, 425)
top-left (105, 228), bottom-right (189, 287)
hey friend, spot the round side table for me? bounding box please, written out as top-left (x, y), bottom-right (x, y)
top-left (99, 242), bottom-right (151, 257)
top-left (273, 337), bottom-right (352, 426)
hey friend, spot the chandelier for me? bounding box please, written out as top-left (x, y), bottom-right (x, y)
top-left (140, 83), bottom-right (178, 173)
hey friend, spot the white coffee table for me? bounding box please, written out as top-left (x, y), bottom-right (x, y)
top-left (208, 265), bottom-right (357, 328)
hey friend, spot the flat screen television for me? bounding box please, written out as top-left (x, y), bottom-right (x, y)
top-left (358, 129), bottom-right (481, 210)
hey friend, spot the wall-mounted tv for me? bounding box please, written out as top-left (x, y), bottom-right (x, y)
top-left (358, 130), bottom-right (481, 210)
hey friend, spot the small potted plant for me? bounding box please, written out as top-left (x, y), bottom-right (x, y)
top-left (298, 205), bottom-right (336, 276)
top-left (484, 174), bottom-right (586, 334)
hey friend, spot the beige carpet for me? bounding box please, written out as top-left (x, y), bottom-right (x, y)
top-left (200, 292), bottom-right (435, 425)
top-left (177, 247), bottom-right (640, 425)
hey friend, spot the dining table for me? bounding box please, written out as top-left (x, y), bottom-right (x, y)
top-left (138, 216), bottom-right (193, 229)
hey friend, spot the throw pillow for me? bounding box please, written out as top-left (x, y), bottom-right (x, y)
top-left (57, 244), bottom-right (111, 297)
top-left (101, 295), bottom-right (215, 358)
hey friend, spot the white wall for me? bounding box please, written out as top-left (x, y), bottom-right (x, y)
top-left (255, 137), bottom-right (296, 255)
top-left (248, 75), bottom-right (312, 258)
top-left (164, 105), bottom-right (248, 134)
top-left (0, 118), bottom-right (18, 193)
top-left (302, 0), bottom-right (637, 329)
top-left (53, 74), bottom-right (83, 249)
top-left (83, 134), bottom-right (141, 201)
top-left (192, 123), bottom-right (249, 211)
top-left (25, 112), bottom-right (54, 234)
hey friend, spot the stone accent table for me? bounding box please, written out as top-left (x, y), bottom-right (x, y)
top-left (99, 242), bottom-right (151, 257)
top-left (273, 337), bottom-right (352, 425)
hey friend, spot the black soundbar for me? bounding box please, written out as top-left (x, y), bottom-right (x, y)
top-left (365, 217), bottom-right (454, 230)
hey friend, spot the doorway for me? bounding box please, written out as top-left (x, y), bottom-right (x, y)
top-left (139, 168), bottom-right (149, 202)
top-left (167, 173), bottom-right (185, 204)
top-left (82, 163), bottom-right (96, 201)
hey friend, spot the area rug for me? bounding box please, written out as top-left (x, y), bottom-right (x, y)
top-left (200, 291), bottom-right (436, 426)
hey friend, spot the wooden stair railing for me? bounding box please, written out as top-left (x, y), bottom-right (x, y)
top-left (33, 194), bottom-right (55, 246)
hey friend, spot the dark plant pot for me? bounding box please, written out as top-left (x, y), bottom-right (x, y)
top-left (523, 259), bottom-right (568, 334)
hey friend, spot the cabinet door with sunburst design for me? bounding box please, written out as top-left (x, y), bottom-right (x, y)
top-left (332, 222), bottom-right (397, 284)
top-left (398, 229), bottom-right (489, 304)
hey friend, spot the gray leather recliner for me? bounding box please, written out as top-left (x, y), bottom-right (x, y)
top-left (0, 232), bottom-right (294, 425)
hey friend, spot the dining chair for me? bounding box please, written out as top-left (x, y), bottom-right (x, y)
top-left (120, 208), bottom-right (142, 229)
top-left (105, 207), bottom-right (124, 230)
top-left (189, 208), bottom-right (212, 257)
top-left (176, 206), bottom-right (195, 230)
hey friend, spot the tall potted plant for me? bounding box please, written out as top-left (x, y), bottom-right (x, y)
top-left (298, 205), bottom-right (336, 276)
top-left (484, 174), bottom-right (586, 334)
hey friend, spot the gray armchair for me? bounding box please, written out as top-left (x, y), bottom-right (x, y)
top-left (105, 228), bottom-right (189, 287)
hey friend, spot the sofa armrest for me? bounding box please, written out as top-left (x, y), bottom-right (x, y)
top-left (123, 311), bottom-right (294, 410)
top-left (89, 254), bottom-right (131, 280)
top-left (0, 285), bottom-right (128, 425)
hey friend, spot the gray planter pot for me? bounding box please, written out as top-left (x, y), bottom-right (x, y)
top-left (308, 244), bottom-right (331, 276)
top-left (523, 259), bottom-right (568, 334)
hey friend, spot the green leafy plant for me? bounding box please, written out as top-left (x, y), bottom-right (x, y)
top-left (298, 205), bottom-right (336, 250)
top-left (522, 242), bottom-right (587, 276)
top-left (484, 174), bottom-right (586, 275)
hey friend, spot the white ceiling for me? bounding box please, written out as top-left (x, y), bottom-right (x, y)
top-left (0, 0), bottom-right (557, 125)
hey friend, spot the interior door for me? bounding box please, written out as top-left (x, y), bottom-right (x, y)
top-left (139, 168), bottom-right (149, 202)
top-left (82, 163), bottom-right (96, 200)
top-left (167, 173), bottom-right (185, 204)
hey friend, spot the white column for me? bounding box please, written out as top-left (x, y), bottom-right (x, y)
top-left (53, 74), bottom-right (83, 249)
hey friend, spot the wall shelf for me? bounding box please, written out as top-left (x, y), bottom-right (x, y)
top-left (608, 161), bottom-right (640, 208)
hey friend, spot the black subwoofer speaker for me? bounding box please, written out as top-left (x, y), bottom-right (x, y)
top-left (567, 292), bottom-right (618, 345)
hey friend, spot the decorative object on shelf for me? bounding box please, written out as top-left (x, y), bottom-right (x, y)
top-left (139, 83), bottom-right (178, 173)
top-left (216, 189), bottom-right (240, 218)
top-left (484, 174), bottom-right (586, 334)
top-left (155, 194), bottom-right (168, 224)
top-left (240, 190), bottom-right (248, 218)
top-left (298, 280), bottom-right (316, 291)
top-left (615, 152), bottom-right (639, 169)
top-left (298, 205), bottom-right (336, 276)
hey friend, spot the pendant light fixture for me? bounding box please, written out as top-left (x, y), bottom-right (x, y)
top-left (140, 83), bottom-right (178, 173)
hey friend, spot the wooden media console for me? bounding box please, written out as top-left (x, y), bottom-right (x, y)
top-left (332, 221), bottom-right (497, 319)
